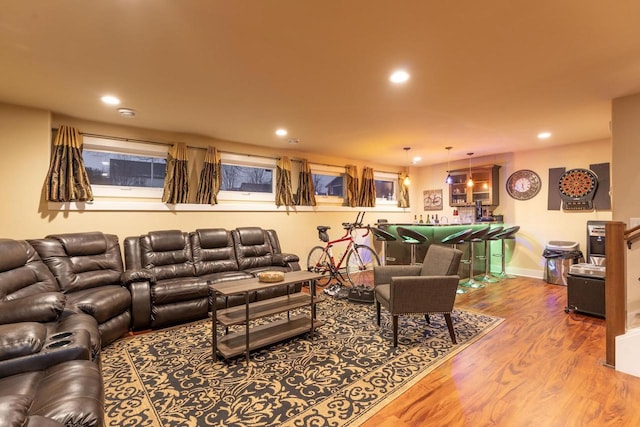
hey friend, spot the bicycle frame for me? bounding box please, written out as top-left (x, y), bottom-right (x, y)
top-left (319, 212), bottom-right (371, 273)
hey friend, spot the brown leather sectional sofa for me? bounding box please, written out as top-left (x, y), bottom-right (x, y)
top-left (0, 227), bottom-right (300, 427)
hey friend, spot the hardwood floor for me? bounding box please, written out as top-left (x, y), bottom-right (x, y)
top-left (359, 276), bottom-right (640, 427)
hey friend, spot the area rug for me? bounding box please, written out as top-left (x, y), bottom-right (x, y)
top-left (101, 299), bottom-right (503, 427)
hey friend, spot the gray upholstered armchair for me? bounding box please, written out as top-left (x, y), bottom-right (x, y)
top-left (373, 244), bottom-right (463, 346)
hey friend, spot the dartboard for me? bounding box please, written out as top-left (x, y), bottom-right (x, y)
top-left (558, 169), bottom-right (597, 198)
top-left (558, 168), bottom-right (598, 210)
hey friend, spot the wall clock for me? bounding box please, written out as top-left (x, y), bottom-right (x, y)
top-left (558, 168), bottom-right (598, 210)
top-left (506, 169), bottom-right (541, 200)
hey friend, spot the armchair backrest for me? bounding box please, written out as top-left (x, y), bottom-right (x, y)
top-left (190, 228), bottom-right (239, 276)
top-left (0, 239), bottom-right (59, 301)
top-left (419, 244), bottom-right (463, 276)
top-left (134, 230), bottom-right (195, 281)
top-left (30, 232), bottom-right (124, 293)
top-left (232, 227), bottom-right (273, 270)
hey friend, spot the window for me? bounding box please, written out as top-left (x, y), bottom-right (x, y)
top-left (374, 171), bottom-right (398, 203)
top-left (218, 153), bottom-right (276, 202)
top-left (82, 136), bottom-right (168, 198)
top-left (311, 164), bottom-right (345, 203)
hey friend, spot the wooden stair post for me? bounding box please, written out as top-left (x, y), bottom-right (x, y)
top-left (605, 221), bottom-right (626, 367)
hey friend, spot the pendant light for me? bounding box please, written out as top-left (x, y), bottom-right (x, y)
top-left (403, 147), bottom-right (411, 186)
top-left (444, 146), bottom-right (453, 184)
top-left (466, 152), bottom-right (474, 187)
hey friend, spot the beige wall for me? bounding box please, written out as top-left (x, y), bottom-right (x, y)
top-left (410, 141), bottom-right (613, 278)
top-left (612, 93), bottom-right (640, 325)
top-left (0, 102), bottom-right (409, 262)
top-left (0, 101), bottom-right (613, 279)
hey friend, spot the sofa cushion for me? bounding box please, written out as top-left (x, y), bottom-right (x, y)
top-left (0, 239), bottom-right (29, 272)
top-left (233, 228), bottom-right (274, 270)
top-left (0, 395), bottom-right (31, 427)
top-left (152, 278), bottom-right (210, 305)
top-left (31, 360), bottom-right (105, 427)
top-left (48, 232), bottom-right (107, 257)
top-left (191, 229), bottom-right (240, 276)
top-left (236, 227), bottom-right (266, 246)
top-left (64, 286), bottom-right (131, 324)
top-left (196, 228), bottom-right (229, 249)
top-left (0, 293), bottom-right (66, 324)
top-left (149, 230), bottom-right (186, 252)
top-left (0, 241), bottom-right (60, 301)
top-left (30, 234), bottom-right (124, 294)
top-left (140, 231), bottom-right (194, 280)
top-left (200, 271), bottom-right (252, 284)
top-left (0, 322), bottom-right (46, 361)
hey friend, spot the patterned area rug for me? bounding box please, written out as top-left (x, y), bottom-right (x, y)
top-left (102, 298), bottom-right (503, 427)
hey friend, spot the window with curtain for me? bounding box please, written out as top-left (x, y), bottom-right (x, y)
top-left (82, 136), bottom-right (167, 199)
top-left (275, 156), bottom-right (295, 206)
top-left (218, 153), bottom-right (276, 202)
top-left (357, 166), bottom-right (376, 207)
top-left (310, 163), bottom-right (344, 205)
top-left (45, 125), bottom-right (94, 202)
top-left (296, 159), bottom-right (317, 206)
top-left (162, 142), bottom-right (189, 204)
top-left (346, 165), bottom-right (359, 207)
top-left (196, 146), bottom-right (221, 204)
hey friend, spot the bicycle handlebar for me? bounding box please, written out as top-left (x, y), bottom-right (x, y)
top-left (341, 211), bottom-right (366, 230)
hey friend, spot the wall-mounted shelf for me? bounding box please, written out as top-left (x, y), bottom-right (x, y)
top-left (448, 165), bottom-right (500, 208)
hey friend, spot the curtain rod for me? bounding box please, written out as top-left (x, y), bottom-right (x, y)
top-left (51, 128), bottom-right (400, 174)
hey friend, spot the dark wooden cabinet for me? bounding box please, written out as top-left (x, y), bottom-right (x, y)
top-left (566, 275), bottom-right (605, 318)
top-left (449, 164), bottom-right (500, 207)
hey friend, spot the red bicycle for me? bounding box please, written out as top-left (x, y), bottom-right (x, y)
top-left (307, 212), bottom-right (380, 288)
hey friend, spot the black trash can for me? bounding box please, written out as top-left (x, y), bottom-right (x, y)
top-left (543, 241), bottom-right (584, 286)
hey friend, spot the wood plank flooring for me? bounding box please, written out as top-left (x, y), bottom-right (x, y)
top-left (358, 276), bottom-right (640, 427)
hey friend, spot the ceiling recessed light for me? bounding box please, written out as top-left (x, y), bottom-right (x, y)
top-left (537, 132), bottom-right (552, 139)
top-left (101, 95), bottom-right (121, 105)
top-left (412, 156), bottom-right (422, 164)
top-left (118, 108), bottom-right (136, 118)
top-left (275, 129), bottom-right (288, 136)
top-left (389, 70), bottom-right (410, 84)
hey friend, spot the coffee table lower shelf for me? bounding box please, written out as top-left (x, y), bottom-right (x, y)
top-left (215, 315), bottom-right (324, 359)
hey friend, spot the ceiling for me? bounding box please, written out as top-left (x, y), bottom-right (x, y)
top-left (2, 1), bottom-right (640, 166)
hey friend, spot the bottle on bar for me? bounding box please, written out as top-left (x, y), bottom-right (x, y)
top-left (419, 215), bottom-right (424, 223)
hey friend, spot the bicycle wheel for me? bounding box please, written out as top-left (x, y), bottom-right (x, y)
top-left (345, 244), bottom-right (380, 287)
top-left (307, 246), bottom-right (333, 286)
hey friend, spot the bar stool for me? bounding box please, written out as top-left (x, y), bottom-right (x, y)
top-left (492, 226), bottom-right (520, 279)
top-left (440, 228), bottom-right (473, 294)
top-left (369, 227), bottom-right (397, 266)
top-left (440, 228), bottom-right (474, 250)
top-left (459, 226), bottom-right (491, 289)
top-left (396, 227), bottom-right (429, 265)
top-left (476, 226), bottom-right (504, 283)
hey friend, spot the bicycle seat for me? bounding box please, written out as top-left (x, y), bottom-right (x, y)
top-left (342, 222), bottom-right (351, 228)
top-left (317, 226), bottom-right (330, 232)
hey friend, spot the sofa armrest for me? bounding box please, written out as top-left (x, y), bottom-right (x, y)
top-left (121, 269), bottom-right (155, 286)
top-left (129, 281), bottom-right (152, 330)
top-left (0, 324), bottom-right (91, 377)
top-left (0, 293), bottom-right (66, 324)
top-left (273, 253), bottom-right (300, 265)
top-left (271, 253), bottom-right (300, 271)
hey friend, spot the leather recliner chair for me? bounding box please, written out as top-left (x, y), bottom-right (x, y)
top-left (124, 230), bottom-right (210, 330)
top-left (0, 238), bottom-right (105, 427)
top-left (0, 238), bottom-right (101, 358)
top-left (231, 227), bottom-right (302, 300)
top-left (190, 228), bottom-right (254, 310)
top-left (30, 232), bottom-right (134, 346)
